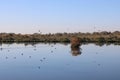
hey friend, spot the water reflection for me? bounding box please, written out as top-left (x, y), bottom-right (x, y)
top-left (71, 45), bottom-right (82, 56)
top-left (0, 42), bottom-right (120, 47)
top-left (82, 42), bottom-right (120, 46)
top-left (0, 48), bottom-right (3, 51)
top-left (0, 42), bottom-right (119, 80)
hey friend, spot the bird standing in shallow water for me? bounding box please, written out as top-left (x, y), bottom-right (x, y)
top-left (40, 59), bottom-right (43, 62)
top-left (29, 56), bottom-right (31, 58)
top-left (6, 57), bottom-right (8, 59)
top-left (21, 53), bottom-right (23, 56)
top-left (38, 66), bottom-right (40, 69)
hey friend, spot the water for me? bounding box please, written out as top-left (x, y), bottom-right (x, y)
top-left (0, 43), bottom-right (120, 80)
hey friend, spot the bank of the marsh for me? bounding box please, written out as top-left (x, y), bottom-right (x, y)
top-left (0, 31), bottom-right (120, 43)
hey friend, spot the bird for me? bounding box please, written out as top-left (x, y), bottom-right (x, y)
top-left (40, 59), bottom-right (43, 62)
top-left (43, 57), bottom-right (46, 60)
top-left (8, 50), bottom-right (10, 52)
top-left (38, 66), bottom-right (40, 69)
top-left (29, 56), bottom-right (31, 58)
top-left (51, 51), bottom-right (53, 53)
top-left (21, 53), bottom-right (23, 56)
top-left (6, 57), bottom-right (8, 59)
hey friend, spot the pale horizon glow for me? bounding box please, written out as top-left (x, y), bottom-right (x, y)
top-left (0, 0), bottom-right (120, 34)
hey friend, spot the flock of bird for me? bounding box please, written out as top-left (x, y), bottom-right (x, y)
top-left (0, 44), bottom-right (58, 70)
top-left (0, 43), bottom-right (101, 70)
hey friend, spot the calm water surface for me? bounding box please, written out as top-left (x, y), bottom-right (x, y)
top-left (0, 43), bottom-right (120, 80)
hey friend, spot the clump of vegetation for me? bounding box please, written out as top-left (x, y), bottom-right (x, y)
top-left (71, 37), bottom-right (80, 48)
top-left (70, 37), bottom-right (81, 56)
top-left (0, 31), bottom-right (120, 43)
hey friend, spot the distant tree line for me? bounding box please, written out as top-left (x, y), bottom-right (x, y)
top-left (0, 31), bottom-right (120, 43)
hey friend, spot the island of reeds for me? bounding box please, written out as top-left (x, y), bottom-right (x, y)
top-left (0, 31), bottom-right (120, 43)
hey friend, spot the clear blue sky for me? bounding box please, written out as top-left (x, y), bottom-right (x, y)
top-left (0, 0), bottom-right (120, 34)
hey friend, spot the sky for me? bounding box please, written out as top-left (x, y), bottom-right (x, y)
top-left (0, 0), bottom-right (120, 34)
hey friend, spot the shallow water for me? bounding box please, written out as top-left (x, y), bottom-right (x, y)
top-left (0, 43), bottom-right (120, 80)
